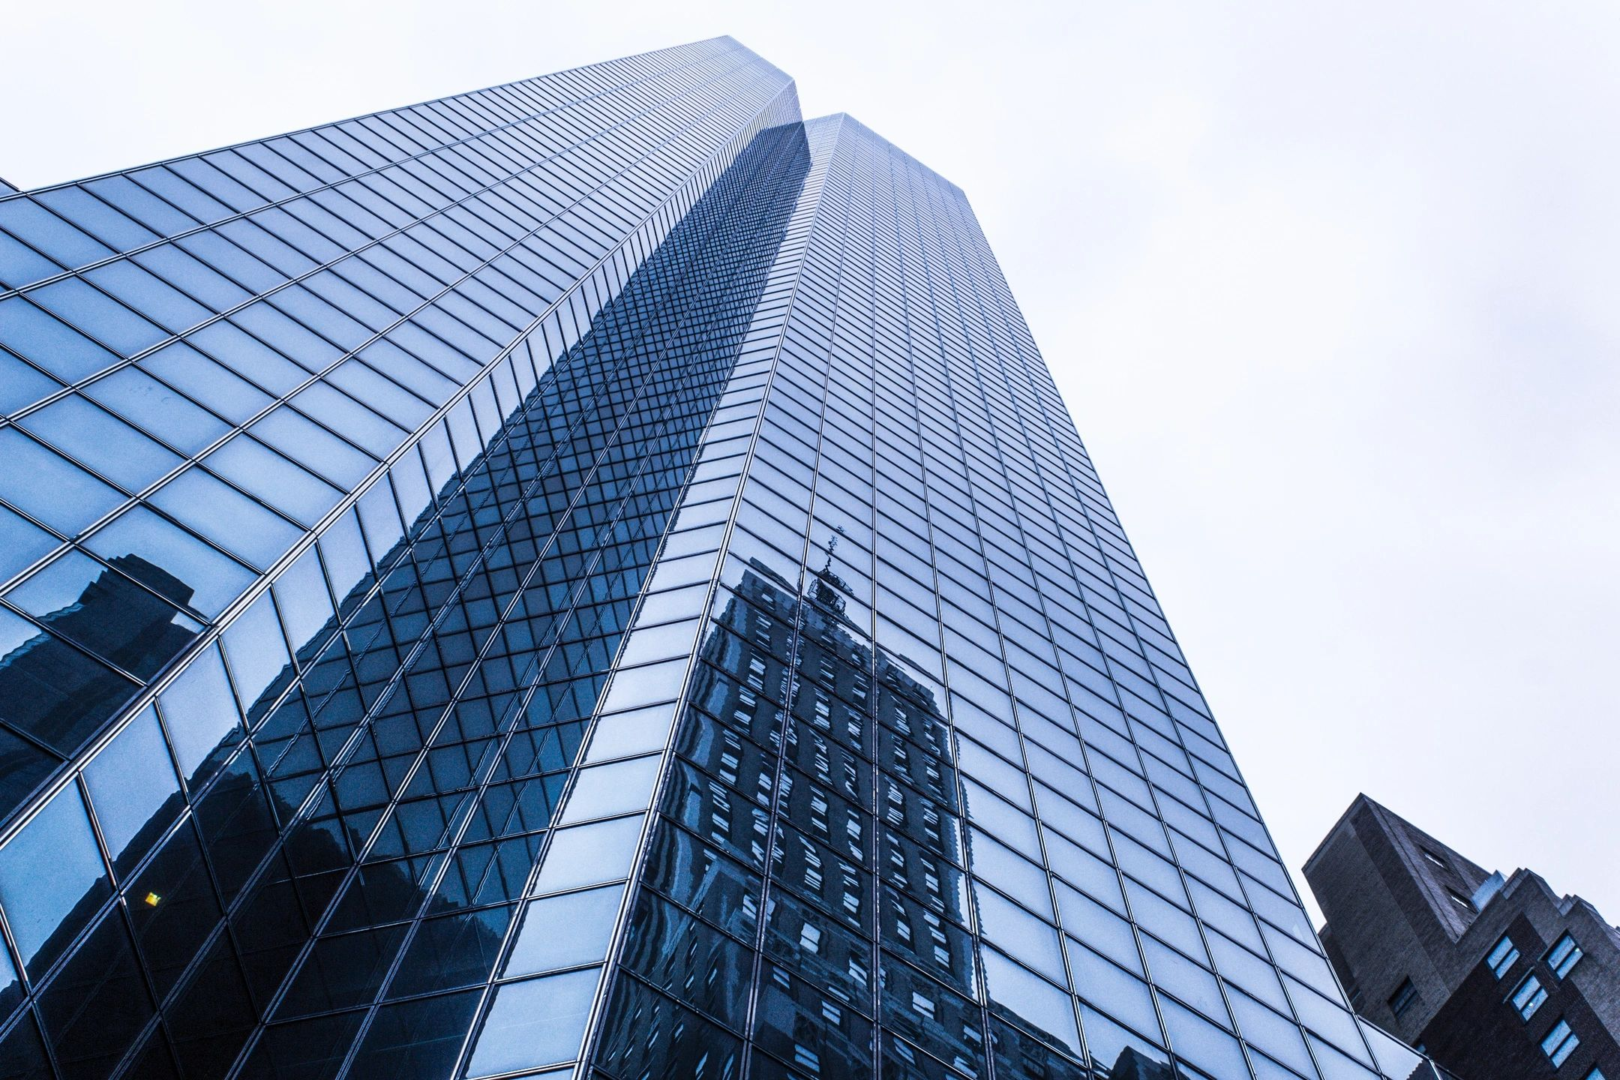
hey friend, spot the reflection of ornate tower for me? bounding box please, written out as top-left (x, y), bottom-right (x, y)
top-left (595, 561), bottom-right (1135, 1078)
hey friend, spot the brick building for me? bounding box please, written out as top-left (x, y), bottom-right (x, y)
top-left (1305, 795), bottom-right (1620, 1079)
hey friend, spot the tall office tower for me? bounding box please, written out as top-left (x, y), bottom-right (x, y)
top-left (0, 36), bottom-right (1441, 1080)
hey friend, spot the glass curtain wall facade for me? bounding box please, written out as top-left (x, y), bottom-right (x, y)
top-left (0, 37), bottom-right (1434, 1080)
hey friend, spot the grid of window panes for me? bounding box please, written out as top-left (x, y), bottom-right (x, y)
top-left (0, 39), bottom-right (807, 1080)
top-left (571, 114), bottom-right (1413, 1080)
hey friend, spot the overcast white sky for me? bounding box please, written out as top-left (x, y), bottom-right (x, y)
top-left (4, 1), bottom-right (1617, 923)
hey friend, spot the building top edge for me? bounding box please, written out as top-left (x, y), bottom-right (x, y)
top-left (0, 36), bottom-right (765, 200)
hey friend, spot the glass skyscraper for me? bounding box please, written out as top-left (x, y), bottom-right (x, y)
top-left (0, 36), bottom-right (1439, 1080)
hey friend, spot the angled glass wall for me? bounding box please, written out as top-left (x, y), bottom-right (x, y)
top-left (0, 36), bottom-right (805, 1080)
top-left (0, 37), bottom-right (1445, 1080)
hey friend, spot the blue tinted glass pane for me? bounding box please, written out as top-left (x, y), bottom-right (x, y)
top-left (141, 341), bottom-right (272, 423)
top-left (0, 230), bottom-right (61, 289)
top-left (220, 591), bottom-right (293, 719)
top-left (251, 405), bottom-right (377, 487)
top-left (86, 505), bottom-right (254, 618)
top-left (0, 503), bottom-right (58, 586)
top-left (0, 348), bottom-right (62, 414)
top-left (83, 705), bottom-right (182, 875)
top-left (0, 913), bottom-right (20, 1017)
top-left (0, 782), bottom-right (109, 976)
top-left (83, 365), bottom-right (231, 456)
top-left (271, 548), bottom-right (336, 651)
top-left (204, 436), bottom-right (341, 527)
top-left (133, 244), bottom-right (251, 310)
top-left (189, 320), bottom-right (309, 392)
top-left (466, 967), bottom-right (598, 1077)
top-left (316, 510), bottom-right (371, 613)
top-left (85, 175), bottom-right (197, 234)
top-left (157, 643), bottom-right (241, 784)
top-left (36, 187), bottom-right (159, 250)
top-left (0, 428), bottom-right (124, 536)
top-left (85, 261), bottom-right (211, 334)
top-left (17, 393), bottom-right (183, 494)
top-left (981, 947), bottom-right (1082, 1056)
top-left (504, 884), bottom-right (623, 977)
top-left (150, 467), bottom-right (301, 570)
top-left (0, 200), bottom-right (111, 267)
top-left (28, 278), bottom-right (167, 356)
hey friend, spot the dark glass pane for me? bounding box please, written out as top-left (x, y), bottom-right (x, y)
top-left (0, 606), bottom-right (140, 758)
top-left (238, 1011), bottom-right (364, 1080)
top-left (345, 989), bottom-right (480, 1079)
top-left (276, 924), bottom-right (409, 1018)
top-left (619, 891), bottom-right (751, 1029)
top-left (0, 1011), bottom-right (52, 1080)
top-left (594, 975), bottom-right (743, 1080)
top-left (121, 1030), bottom-right (182, 1080)
top-left (386, 903), bottom-right (512, 997)
top-left (753, 964), bottom-right (875, 1079)
top-left (0, 724), bottom-right (60, 823)
top-left (126, 820), bottom-right (224, 998)
top-left (37, 911), bottom-right (153, 1080)
top-left (5, 551), bottom-right (200, 680)
top-left (167, 934), bottom-right (258, 1076)
top-left (989, 1016), bottom-right (1095, 1080)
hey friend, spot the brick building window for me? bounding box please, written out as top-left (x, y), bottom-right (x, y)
top-left (1487, 934), bottom-right (1520, 978)
top-left (1513, 973), bottom-right (1548, 1020)
top-left (1548, 933), bottom-right (1584, 979)
top-left (1541, 1018), bottom-right (1579, 1066)
top-left (1388, 977), bottom-right (1418, 1019)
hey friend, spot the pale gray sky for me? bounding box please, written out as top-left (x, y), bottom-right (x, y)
top-left (4, 1), bottom-right (1617, 922)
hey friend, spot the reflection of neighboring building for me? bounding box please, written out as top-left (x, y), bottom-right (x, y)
top-left (598, 559), bottom-right (1149, 1079)
top-left (1111, 1047), bottom-right (1178, 1080)
top-left (1307, 795), bottom-right (1620, 1079)
top-left (0, 554), bottom-right (196, 795)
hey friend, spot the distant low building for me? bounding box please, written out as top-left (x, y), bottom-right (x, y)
top-left (1305, 795), bottom-right (1620, 1079)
